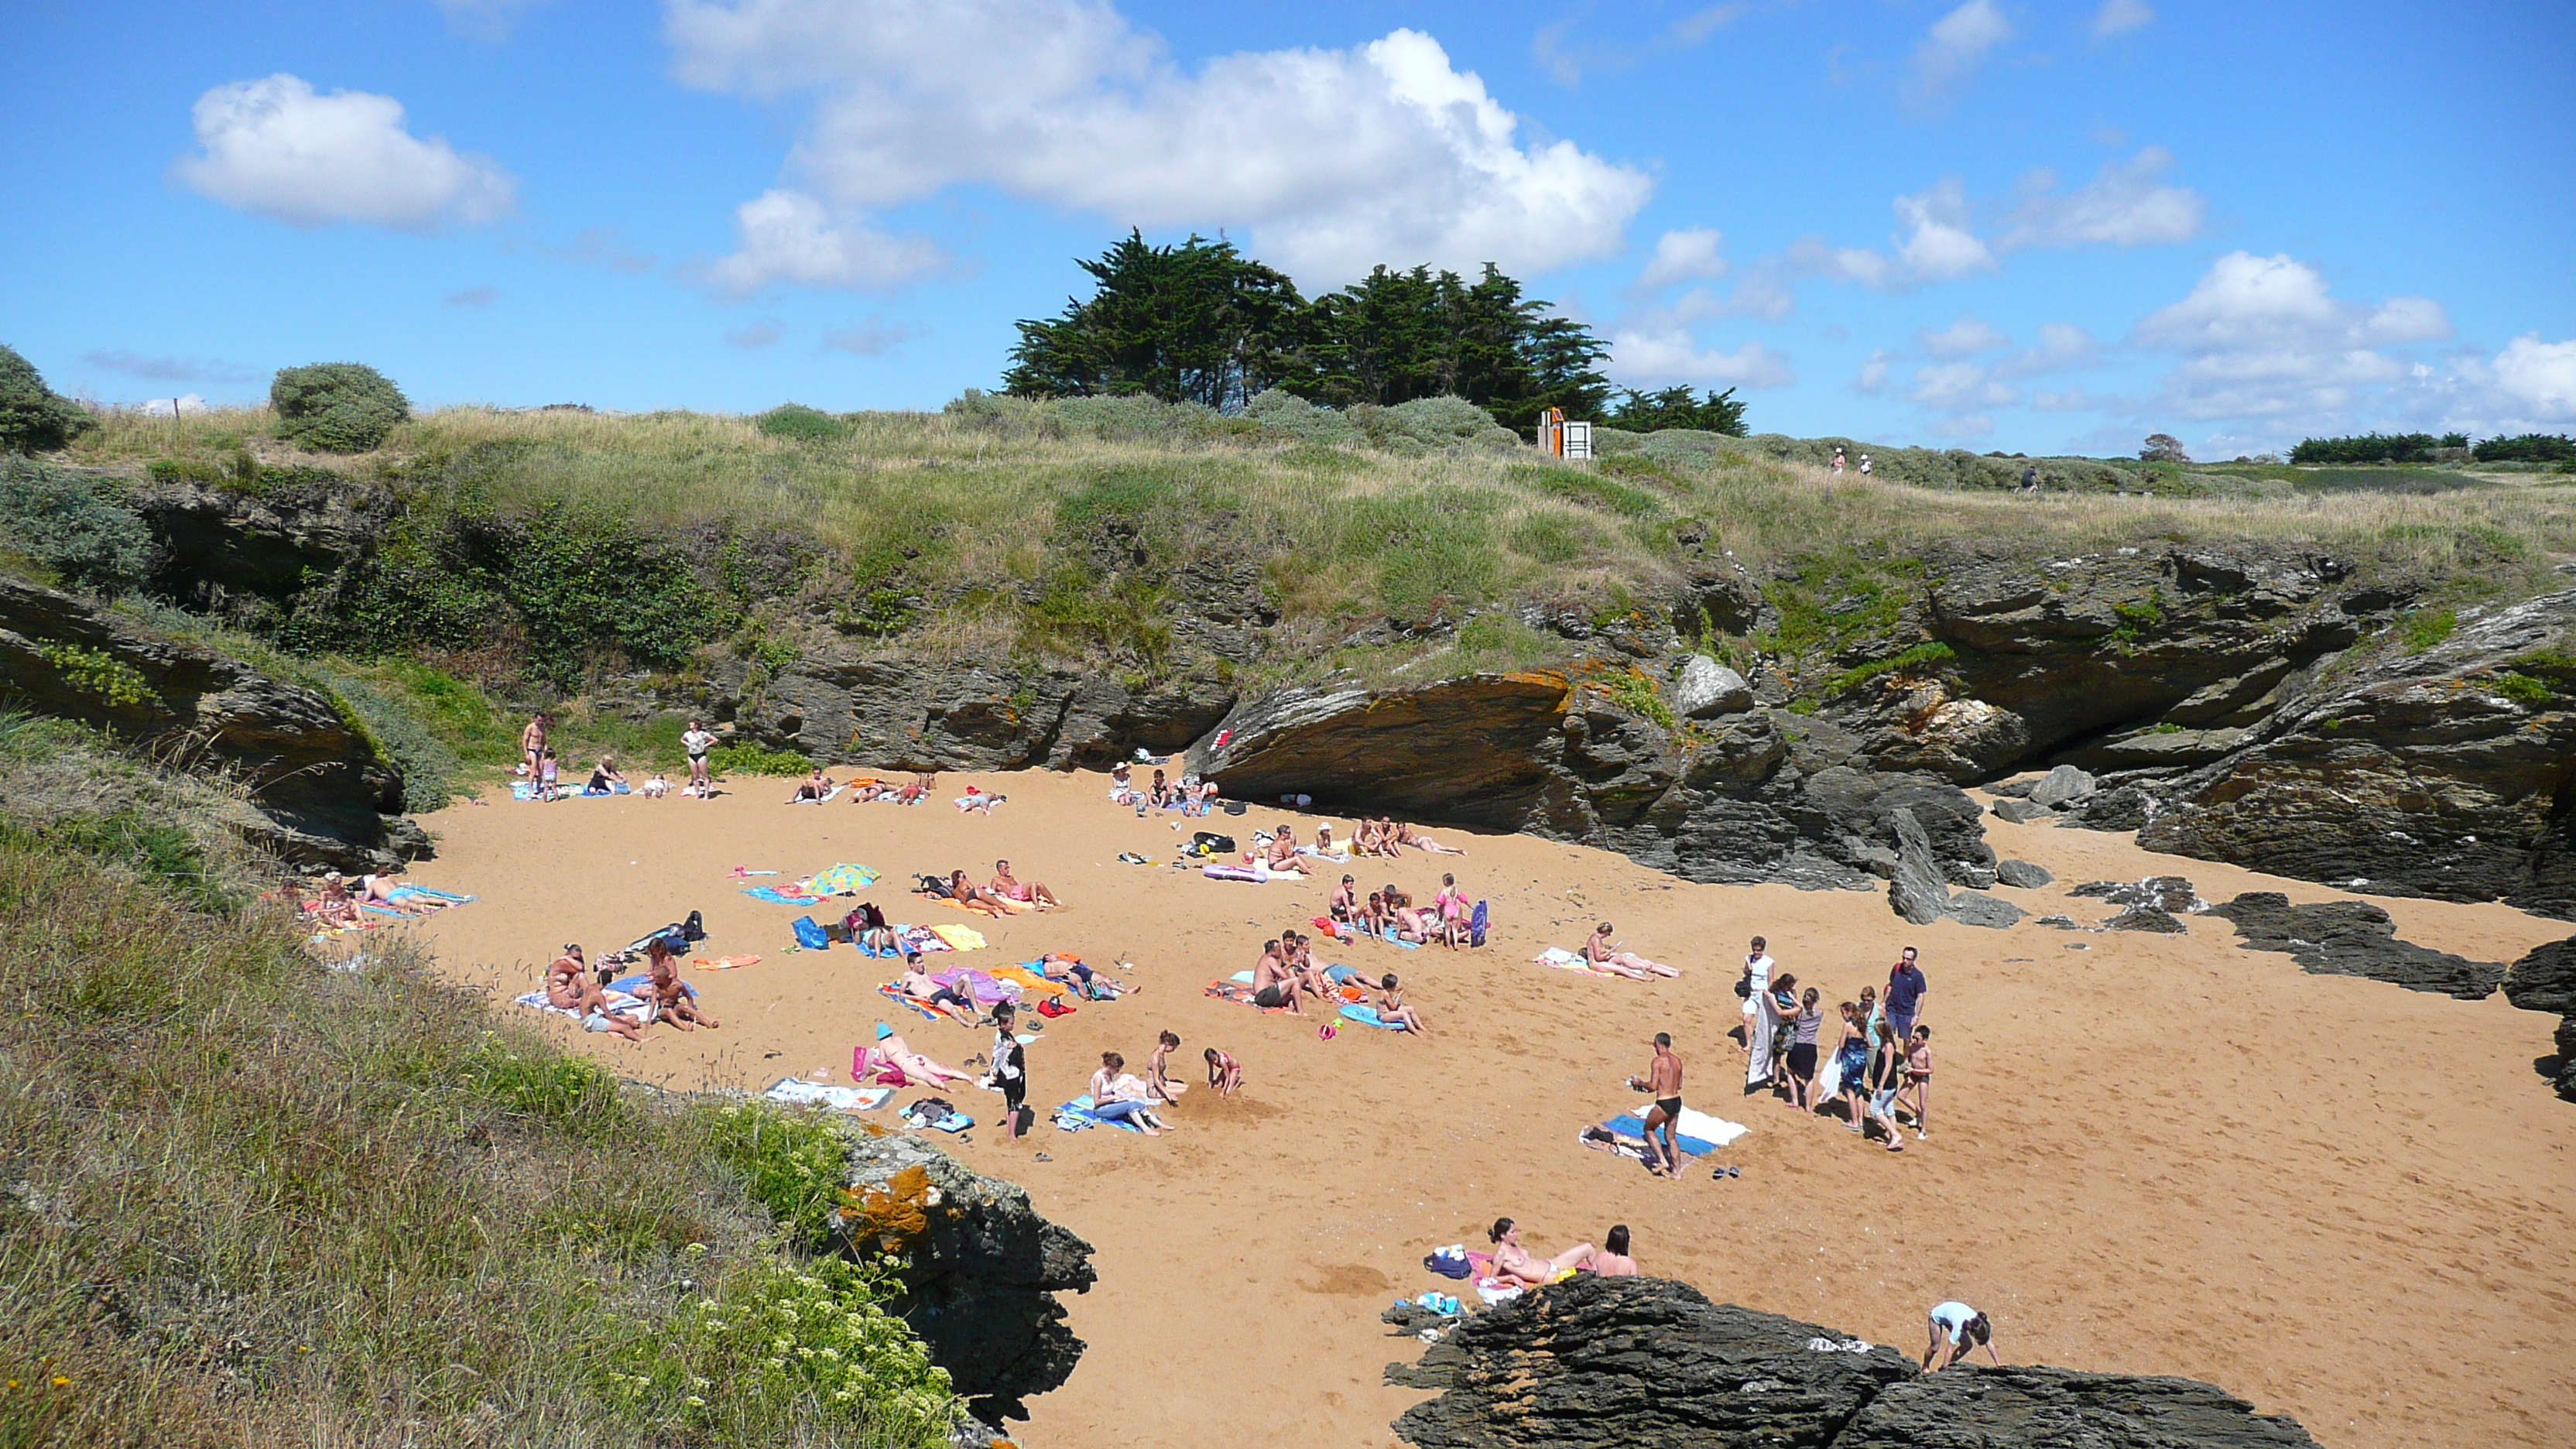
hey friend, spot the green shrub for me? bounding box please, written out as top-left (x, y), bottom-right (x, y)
top-left (755, 403), bottom-right (851, 442)
top-left (2290, 433), bottom-right (2442, 465)
top-left (270, 361), bottom-right (410, 453)
top-left (1595, 669), bottom-right (1677, 730)
top-left (707, 741), bottom-right (814, 776)
top-left (2470, 433), bottom-right (2574, 464)
top-left (0, 459), bottom-right (152, 593)
top-left (303, 662), bottom-right (467, 810)
top-left (39, 643), bottom-right (159, 709)
top-left (1824, 640), bottom-right (1958, 697)
top-left (2400, 608), bottom-right (2457, 652)
top-left (2494, 673), bottom-right (2551, 704)
top-left (0, 344), bottom-right (96, 454)
top-left (699, 1101), bottom-right (853, 1251)
top-left (464, 1032), bottom-right (631, 1136)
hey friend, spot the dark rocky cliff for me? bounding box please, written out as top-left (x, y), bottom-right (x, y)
top-left (1387, 1274), bottom-right (2319, 1449)
top-left (0, 574), bottom-right (420, 868)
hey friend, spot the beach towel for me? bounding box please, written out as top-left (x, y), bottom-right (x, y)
top-left (1596, 1105), bottom-right (1749, 1157)
top-left (1054, 1094), bottom-right (1146, 1134)
top-left (932, 968), bottom-right (1019, 1005)
top-left (790, 786), bottom-right (845, 804)
top-left (514, 988), bottom-right (649, 1022)
top-left (763, 1079), bottom-right (892, 1112)
top-left (744, 886), bottom-right (822, 904)
top-left (1339, 1003), bottom-right (1404, 1029)
top-left (989, 963), bottom-right (1069, 995)
top-left (930, 923), bottom-right (988, 951)
top-left (387, 886), bottom-right (475, 905)
top-left (901, 1104), bottom-right (973, 1132)
top-left (895, 925), bottom-right (954, 954)
top-left (1534, 947), bottom-right (1612, 977)
top-left (1204, 981), bottom-right (1260, 1006)
top-left (690, 954), bottom-right (761, 970)
top-left (1230, 970), bottom-right (1257, 984)
top-left (1377, 927), bottom-right (1421, 950)
top-left (877, 983), bottom-right (942, 1021)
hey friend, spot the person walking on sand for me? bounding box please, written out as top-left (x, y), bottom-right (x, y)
top-left (682, 718), bottom-right (715, 799)
top-left (1896, 1025), bottom-right (1934, 1139)
top-left (1786, 985), bottom-right (1824, 1111)
top-left (1923, 1302), bottom-right (1999, 1372)
top-left (1626, 1033), bottom-right (1685, 1178)
top-left (1886, 946), bottom-right (1927, 1043)
top-left (1741, 937), bottom-right (1776, 1086)
top-left (991, 1003), bottom-right (1029, 1140)
top-left (1865, 1022), bottom-right (1906, 1151)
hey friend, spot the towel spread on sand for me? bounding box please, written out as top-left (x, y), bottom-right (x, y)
top-left (930, 923), bottom-right (988, 951)
top-left (690, 954), bottom-right (761, 970)
top-left (878, 983), bottom-right (942, 1020)
top-left (763, 1079), bottom-right (892, 1112)
top-left (1054, 1094), bottom-right (1146, 1134)
top-left (1339, 1003), bottom-right (1404, 1029)
top-left (1536, 947), bottom-right (1617, 977)
top-left (988, 963), bottom-right (1069, 995)
top-left (1204, 981), bottom-right (1261, 1006)
top-left (744, 886), bottom-right (820, 903)
top-left (514, 988), bottom-right (649, 1021)
top-left (1598, 1105), bottom-right (1749, 1154)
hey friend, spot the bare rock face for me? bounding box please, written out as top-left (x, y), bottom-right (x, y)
top-left (1386, 1275), bottom-right (2319, 1449)
top-left (2072, 877), bottom-right (2206, 913)
top-left (834, 1130), bottom-right (1095, 1424)
top-left (1943, 892), bottom-right (2026, 929)
top-left (745, 653), bottom-right (1235, 771)
top-left (1888, 809), bottom-right (1952, 924)
top-left (2206, 892), bottom-right (2506, 999)
top-left (0, 574), bottom-right (413, 868)
top-left (127, 474), bottom-right (393, 620)
top-left (2499, 934), bottom-right (2576, 1100)
top-left (1990, 797), bottom-right (2055, 824)
top-left (1674, 655), bottom-right (1756, 718)
top-left (2139, 590), bottom-right (2576, 920)
top-left (1995, 858), bottom-right (2054, 889)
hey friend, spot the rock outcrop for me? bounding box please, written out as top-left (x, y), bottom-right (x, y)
top-left (834, 1129), bottom-right (1094, 1423)
top-left (1191, 672), bottom-right (1998, 892)
top-left (2206, 892), bottom-right (2507, 999)
top-left (2502, 935), bottom-right (2576, 1100)
top-left (0, 574), bottom-right (416, 868)
top-left (739, 652), bottom-right (1235, 772)
top-left (1387, 1275), bottom-right (2317, 1449)
top-left (2138, 591), bottom-right (2576, 919)
top-left (127, 474), bottom-right (394, 623)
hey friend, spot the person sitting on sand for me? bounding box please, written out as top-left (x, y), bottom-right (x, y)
top-left (1584, 923), bottom-right (1679, 979)
top-left (1923, 1302), bottom-right (1999, 1372)
top-left (1396, 820), bottom-right (1465, 855)
top-left (1148, 769), bottom-right (1173, 808)
top-left (550, 945), bottom-right (644, 1041)
top-left (645, 938), bottom-right (719, 1030)
top-left (787, 768), bottom-right (835, 803)
top-left (858, 1033), bottom-right (975, 1088)
top-left (1594, 1225), bottom-right (1640, 1276)
top-left (989, 858), bottom-right (1060, 911)
top-left (1389, 899), bottom-right (1433, 945)
top-left (1250, 940), bottom-right (1303, 1015)
top-left (848, 900), bottom-right (899, 955)
top-left (1147, 1029), bottom-right (1188, 1102)
top-left (310, 875), bottom-right (365, 928)
top-left (1360, 890), bottom-right (1392, 938)
top-left (895, 951), bottom-right (979, 1026)
top-left (1262, 826), bottom-right (1312, 875)
top-left (1184, 778), bottom-right (1219, 817)
top-left (1109, 760), bottom-right (1134, 802)
top-left (1487, 1218), bottom-right (1598, 1287)
top-left (1088, 1052), bottom-right (1171, 1135)
top-left (1204, 1046), bottom-right (1242, 1094)
top-left (1308, 824), bottom-right (1341, 857)
top-left (1375, 973), bottom-right (1426, 1033)
top-left (1329, 874), bottom-right (1358, 924)
top-left (586, 754), bottom-right (626, 795)
top-left (945, 869), bottom-right (1011, 918)
top-left (896, 772), bottom-right (936, 805)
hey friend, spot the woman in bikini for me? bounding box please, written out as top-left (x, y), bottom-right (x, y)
top-left (1487, 1218), bottom-right (1597, 1287)
top-left (858, 1033), bottom-right (975, 1088)
top-left (645, 939), bottom-right (719, 1030)
top-left (945, 869), bottom-right (1012, 918)
top-left (1583, 923), bottom-right (1678, 979)
top-left (1262, 827), bottom-right (1311, 875)
top-left (1395, 821), bottom-right (1465, 855)
top-left (1146, 1030), bottom-right (1188, 1101)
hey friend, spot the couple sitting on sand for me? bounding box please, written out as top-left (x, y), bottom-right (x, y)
top-left (923, 862), bottom-right (1060, 916)
top-left (295, 870), bottom-right (446, 927)
top-left (1484, 1217), bottom-right (1640, 1287)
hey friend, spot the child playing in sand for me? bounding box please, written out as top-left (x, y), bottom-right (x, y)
top-left (1204, 1046), bottom-right (1242, 1094)
top-left (1376, 974), bottom-right (1426, 1033)
top-left (1147, 1030), bottom-right (1187, 1101)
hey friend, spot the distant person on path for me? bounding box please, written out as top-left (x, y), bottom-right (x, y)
top-left (1741, 937), bottom-right (1776, 1084)
top-left (521, 712), bottom-right (548, 779)
top-left (2020, 465), bottom-right (2038, 491)
top-left (1858, 453), bottom-right (1872, 476)
top-left (1886, 947), bottom-right (1928, 1042)
top-left (1831, 447), bottom-right (1848, 474)
top-left (1594, 1225), bottom-right (1641, 1276)
top-left (1626, 1033), bottom-right (1686, 1178)
top-left (682, 718), bottom-right (715, 798)
top-left (991, 1003), bottom-right (1029, 1139)
top-left (1923, 1302), bottom-right (1999, 1372)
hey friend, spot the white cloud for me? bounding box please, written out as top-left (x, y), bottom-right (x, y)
top-left (666, 2), bottom-right (1652, 287)
top-left (2490, 335), bottom-right (2576, 419)
top-left (2092, 0), bottom-right (2155, 41)
top-left (2002, 147), bottom-right (2204, 248)
top-left (138, 394), bottom-right (211, 416)
top-left (81, 350), bottom-right (253, 383)
top-left (1929, 413), bottom-right (1995, 439)
top-left (1608, 328), bottom-right (1796, 388)
top-left (819, 316), bottom-right (918, 356)
top-left (1671, 5), bottom-right (1745, 46)
top-left (1917, 317), bottom-right (2009, 356)
top-left (1890, 177), bottom-right (1995, 279)
top-left (1907, 0), bottom-right (2012, 106)
top-left (701, 188), bottom-right (944, 295)
top-left (1910, 360), bottom-right (2017, 411)
top-left (2032, 388), bottom-right (2105, 412)
top-left (1855, 350), bottom-right (1891, 394)
top-left (2136, 252), bottom-right (2454, 420)
top-left (173, 74), bottom-right (516, 230)
top-left (1637, 228), bottom-right (1728, 290)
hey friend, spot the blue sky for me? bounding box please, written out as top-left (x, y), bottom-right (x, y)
top-left (5, 0), bottom-right (2571, 457)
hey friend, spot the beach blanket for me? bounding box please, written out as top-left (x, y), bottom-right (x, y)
top-left (899, 1103), bottom-right (974, 1132)
top-left (513, 988), bottom-right (649, 1022)
top-left (896, 925), bottom-right (955, 954)
top-left (1204, 980), bottom-right (1261, 1006)
top-left (789, 786), bottom-right (845, 804)
top-left (1339, 1003), bottom-right (1404, 1029)
top-left (744, 886), bottom-right (822, 904)
top-left (1596, 1105), bottom-right (1750, 1156)
top-left (763, 1079), bottom-right (893, 1112)
top-left (878, 983), bottom-right (942, 1021)
top-left (1053, 1094), bottom-right (1146, 1134)
top-left (690, 954), bottom-right (761, 970)
top-left (989, 962), bottom-right (1070, 995)
top-left (930, 923), bottom-right (988, 951)
top-left (932, 968), bottom-right (1019, 1005)
top-left (1535, 947), bottom-right (1614, 977)
top-left (511, 781), bottom-right (629, 800)
top-left (387, 886), bottom-right (475, 906)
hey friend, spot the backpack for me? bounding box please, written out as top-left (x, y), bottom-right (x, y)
top-left (793, 916), bottom-right (830, 951)
top-left (1423, 1246), bottom-right (1473, 1279)
top-left (682, 909), bottom-right (706, 944)
top-left (1189, 831), bottom-right (1237, 857)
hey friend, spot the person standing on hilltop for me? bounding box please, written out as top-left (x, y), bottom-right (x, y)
top-left (682, 718), bottom-right (716, 799)
top-left (1831, 447), bottom-right (1848, 473)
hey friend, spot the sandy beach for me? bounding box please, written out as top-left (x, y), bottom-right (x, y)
top-left (400, 768), bottom-right (2575, 1449)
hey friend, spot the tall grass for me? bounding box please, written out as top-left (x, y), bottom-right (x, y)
top-left (63, 403), bottom-right (2576, 674)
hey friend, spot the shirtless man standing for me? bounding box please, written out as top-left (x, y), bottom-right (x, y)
top-left (520, 712), bottom-right (549, 780)
top-left (1627, 1033), bottom-right (1686, 1177)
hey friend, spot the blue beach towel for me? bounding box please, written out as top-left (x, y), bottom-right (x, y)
top-left (1603, 1114), bottom-right (1718, 1157)
top-left (1057, 1095), bottom-right (1145, 1133)
top-left (1338, 1003), bottom-right (1404, 1029)
top-left (743, 887), bottom-right (822, 904)
top-left (792, 916), bottom-right (829, 951)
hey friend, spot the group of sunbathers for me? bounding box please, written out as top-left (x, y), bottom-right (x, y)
top-left (281, 871), bottom-right (452, 928)
top-left (542, 933), bottom-right (719, 1041)
top-left (1109, 761), bottom-right (1218, 814)
top-left (1327, 872), bottom-right (1477, 948)
top-left (1349, 817), bottom-right (1465, 856)
top-left (913, 861), bottom-right (1061, 916)
top-left (784, 769), bottom-right (940, 805)
top-left (1245, 927), bottom-right (1427, 1031)
top-left (1482, 1217), bottom-right (1642, 1286)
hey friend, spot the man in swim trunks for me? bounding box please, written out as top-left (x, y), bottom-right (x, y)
top-left (1627, 1033), bottom-right (1685, 1177)
top-left (990, 859), bottom-right (1060, 909)
top-left (1264, 825), bottom-right (1311, 874)
top-left (521, 712), bottom-right (549, 781)
top-left (1330, 874), bottom-right (1358, 923)
top-left (1250, 939), bottom-right (1302, 1014)
top-left (896, 951), bottom-right (978, 1025)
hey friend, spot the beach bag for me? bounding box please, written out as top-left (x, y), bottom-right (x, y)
top-left (682, 909), bottom-right (706, 944)
top-left (1190, 831), bottom-right (1237, 856)
top-left (1424, 1246), bottom-right (1473, 1279)
top-left (913, 872), bottom-right (951, 896)
top-left (793, 916), bottom-right (829, 951)
top-left (1734, 976), bottom-right (1752, 999)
